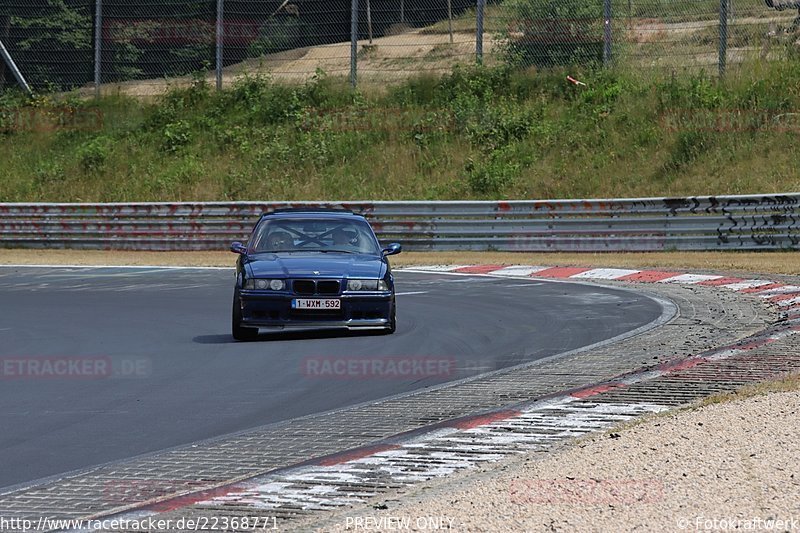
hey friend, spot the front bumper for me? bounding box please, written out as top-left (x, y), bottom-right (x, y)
top-left (239, 291), bottom-right (393, 330)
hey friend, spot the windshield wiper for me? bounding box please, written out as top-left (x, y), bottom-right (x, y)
top-left (317, 249), bottom-right (359, 254)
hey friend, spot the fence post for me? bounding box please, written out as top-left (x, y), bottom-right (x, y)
top-left (603, 0), bottom-right (612, 66)
top-left (94, 0), bottom-right (102, 98)
top-left (216, 0), bottom-right (224, 91)
top-left (0, 38), bottom-right (31, 95)
top-left (476, 0), bottom-right (485, 64)
top-left (719, 0), bottom-right (727, 77)
top-left (448, 0), bottom-right (453, 44)
top-left (367, 0), bottom-right (373, 44)
top-left (351, 0), bottom-right (358, 88)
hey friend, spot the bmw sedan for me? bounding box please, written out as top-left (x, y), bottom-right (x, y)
top-left (230, 208), bottom-right (402, 340)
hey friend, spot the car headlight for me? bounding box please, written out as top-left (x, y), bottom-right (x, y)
top-left (244, 279), bottom-right (285, 290)
top-left (347, 279), bottom-right (389, 291)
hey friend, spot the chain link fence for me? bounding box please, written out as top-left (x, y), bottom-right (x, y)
top-left (1, 0), bottom-right (799, 95)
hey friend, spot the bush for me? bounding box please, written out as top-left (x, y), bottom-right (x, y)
top-left (77, 137), bottom-right (111, 172)
top-left (161, 120), bottom-right (192, 153)
top-left (465, 149), bottom-right (522, 195)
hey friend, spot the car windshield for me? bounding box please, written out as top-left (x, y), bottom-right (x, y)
top-left (249, 217), bottom-right (381, 255)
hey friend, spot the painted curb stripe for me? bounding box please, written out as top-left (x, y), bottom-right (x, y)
top-left (449, 409), bottom-right (522, 430)
top-left (148, 486), bottom-right (247, 513)
top-left (659, 357), bottom-right (708, 373)
top-left (698, 277), bottom-right (746, 286)
top-left (757, 285), bottom-right (800, 297)
top-left (776, 296), bottom-right (800, 307)
top-left (658, 273), bottom-right (724, 284)
top-left (317, 444), bottom-right (402, 467)
top-left (617, 270), bottom-right (682, 282)
top-left (569, 268), bottom-right (641, 280)
top-left (490, 266), bottom-right (550, 277)
top-left (767, 293), bottom-right (800, 303)
top-left (740, 283), bottom-right (786, 294)
top-left (454, 265), bottom-right (507, 274)
top-left (570, 383), bottom-right (626, 398)
top-left (532, 266), bottom-right (592, 278)
top-left (720, 280), bottom-right (775, 291)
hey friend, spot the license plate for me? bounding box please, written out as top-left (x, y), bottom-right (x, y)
top-left (292, 299), bottom-right (341, 310)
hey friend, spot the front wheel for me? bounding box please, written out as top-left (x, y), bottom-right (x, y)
top-left (232, 289), bottom-right (259, 341)
top-left (385, 301), bottom-right (397, 334)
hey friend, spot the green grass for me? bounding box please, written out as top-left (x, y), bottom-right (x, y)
top-left (2, 58), bottom-right (800, 203)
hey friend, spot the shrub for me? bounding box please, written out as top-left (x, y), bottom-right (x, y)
top-left (77, 137), bottom-right (111, 172)
top-left (161, 120), bottom-right (192, 153)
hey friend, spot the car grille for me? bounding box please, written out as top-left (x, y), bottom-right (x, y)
top-left (292, 279), bottom-right (340, 296)
top-left (317, 281), bottom-right (340, 295)
top-left (293, 280), bottom-right (316, 295)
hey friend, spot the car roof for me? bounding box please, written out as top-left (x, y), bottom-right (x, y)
top-left (260, 208), bottom-right (364, 220)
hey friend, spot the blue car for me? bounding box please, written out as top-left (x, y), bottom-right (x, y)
top-left (230, 208), bottom-right (402, 340)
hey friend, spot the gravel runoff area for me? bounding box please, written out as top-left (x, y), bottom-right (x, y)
top-left (312, 383), bottom-right (800, 532)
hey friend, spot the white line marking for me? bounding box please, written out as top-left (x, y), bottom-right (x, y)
top-left (37, 269), bottom-right (194, 278)
top-left (397, 265), bottom-right (469, 272)
top-left (496, 283), bottom-right (546, 288)
top-left (0, 264), bottom-right (232, 270)
top-left (395, 291), bottom-right (428, 296)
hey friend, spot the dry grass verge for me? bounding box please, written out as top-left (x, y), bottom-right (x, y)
top-left (2, 249), bottom-right (800, 276)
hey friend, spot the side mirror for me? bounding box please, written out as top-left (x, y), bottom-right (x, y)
top-left (382, 243), bottom-right (402, 256)
top-left (230, 241), bottom-right (247, 254)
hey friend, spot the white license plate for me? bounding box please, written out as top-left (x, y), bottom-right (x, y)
top-left (292, 299), bottom-right (341, 310)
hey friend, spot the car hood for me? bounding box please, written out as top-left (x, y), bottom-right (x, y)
top-left (245, 252), bottom-right (386, 279)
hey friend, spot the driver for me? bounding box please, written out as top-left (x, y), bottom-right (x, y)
top-left (332, 229), bottom-right (357, 248)
top-left (266, 231), bottom-right (293, 251)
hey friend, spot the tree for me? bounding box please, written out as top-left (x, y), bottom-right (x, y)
top-left (8, 0), bottom-right (93, 89)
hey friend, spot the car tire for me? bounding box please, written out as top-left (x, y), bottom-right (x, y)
top-left (232, 289), bottom-right (259, 341)
top-left (385, 301), bottom-right (397, 334)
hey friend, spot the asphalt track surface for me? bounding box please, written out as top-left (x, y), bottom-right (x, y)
top-left (0, 266), bottom-right (664, 490)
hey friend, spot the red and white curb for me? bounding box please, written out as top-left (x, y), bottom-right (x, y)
top-left (399, 264), bottom-right (800, 313)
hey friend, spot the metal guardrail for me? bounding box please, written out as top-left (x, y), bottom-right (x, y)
top-left (1, 194), bottom-right (799, 252)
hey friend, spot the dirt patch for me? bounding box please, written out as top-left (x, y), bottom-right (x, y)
top-left (83, 30), bottom-right (501, 97)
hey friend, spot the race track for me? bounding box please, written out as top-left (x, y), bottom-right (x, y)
top-left (0, 266), bottom-right (664, 490)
